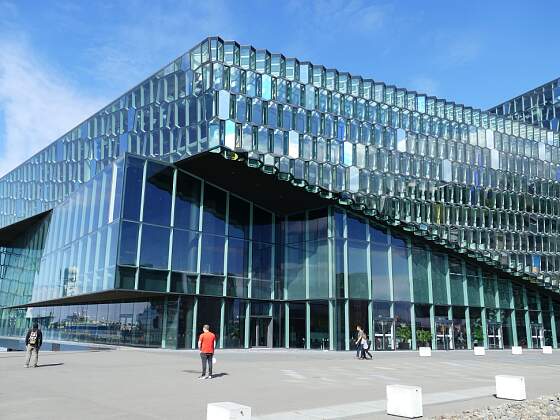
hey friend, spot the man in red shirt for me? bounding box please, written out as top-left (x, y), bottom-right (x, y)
top-left (198, 324), bottom-right (216, 379)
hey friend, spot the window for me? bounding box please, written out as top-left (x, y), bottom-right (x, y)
top-left (202, 184), bottom-right (226, 235)
top-left (142, 162), bottom-right (173, 226)
top-left (171, 229), bottom-right (198, 273)
top-left (174, 172), bottom-right (201, 230)
top-left (122, 157), bottom-right (144, 221)
top-left (139, 225), bottom-right (170, 269)
top-left (118, 221), bottom-right (139, 266)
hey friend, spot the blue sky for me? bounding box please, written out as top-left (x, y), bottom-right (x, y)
top-left (0, 0), bottom-right (558, 175)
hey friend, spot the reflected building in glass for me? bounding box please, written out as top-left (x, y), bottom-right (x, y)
top-left (1, 37), bottom-right (560, 351)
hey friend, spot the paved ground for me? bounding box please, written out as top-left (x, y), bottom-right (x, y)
top-left (1, 348), bottom-right (560, 419)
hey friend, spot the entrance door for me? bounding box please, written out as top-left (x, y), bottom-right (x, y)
top-left (530, 323), bottom-right (543, 349)
top-left (250, 317), bottom-right (272, 347)
top-left (435, 319), bottom-right (453, 350)
top-left (374, 317), bottom-right (394, 350)
top-left (487, 322), bottom-right (503, 349)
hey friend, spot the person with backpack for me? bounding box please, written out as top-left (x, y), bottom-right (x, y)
top-left (197, 324), bottom-right (216, 379)
top-left (24, 323), bottom-right (43, 368)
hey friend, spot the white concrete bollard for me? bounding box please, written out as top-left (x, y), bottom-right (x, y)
top-left (543, 346), bottom-right (553, 354)
top-left (473, 346), bottom-right (485, 356)
top-left (207, 402), bottom-right (252, 420)
top-left (511, 346), bottom-right (523, 355)
top-left (418, 347), bottom-right (431, 357)
top-left (386, 384), bottom-right (423, 418)
top-left (495, 375), bottom-right (526, 401)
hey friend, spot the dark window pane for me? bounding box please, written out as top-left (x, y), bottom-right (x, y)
top-left (138, 269), bottom-right (168, 292)
top-left (170, 272), bottom-right (197, 293)
top-left (223, 299), bottom-right (246, 348)
top-left (334, 209), bottom-right (344, 238)
top-left (196, 297), bottom-right (222, 347)
top-left (227, 238), bottom-right (249, 277)
top-left (171, 229), bottom-right (198, 272)
top-left (391, 241), bottom-right (410, 301)
top-left (140, 225), bottom-right (170, 269)
top-left (347, 214), bottom-right (367, 241)
top-left (412, 247), bottom-right (429, 303)
top-left (200, 234), bottom-right (225, 275)
top-left (226, 277), bottom-right (248, 298)
top-left (308, 208), bottom-right (328, 241)
top-left (287, 213), bottom-right (305, 243)
top-left (202, 184), bottom-right (226, 235)
top-left (432, 253), bottom-right (448, 305)
top-left (116, 266), bottom-right (136, 289)
top-left (348, 240), bottom-right (368, 298)
top-left (286, 243), bottom-right (305, 298)
top-left (119, 221), bottom-right (139, 266)
top-left (174, 171), bottom-right (201, 230)
top-left (466, 265), bottom-right (480, 306)
top-left (308, 240), bottom-right (329, 298)
top-left (310, 302), bottom-right (329, 349)
top-left (122, 156), bottom-right (144, 221)
top-left (252, 242), bottom-right (272, 280)
top-left (253, 207), bottom-right (273, 243)
top-left (449, 259), bottom-right (464, 305)
top-left (143, 162), bottom-right (173, 226)
top-left (289, 302), bottom-right (306, 348)
top-left (371, 242), bottom-right (390, 300)
top-left (228, 196), bottom-right (249, 239)
top-left (199, 275), bottom-right (224, 296)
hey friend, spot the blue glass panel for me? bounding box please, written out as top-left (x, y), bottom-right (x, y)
top-left (139, 225), bottom-right (170, 269)
top-left (119, 221), bottom-right (139, 266)
top-left (202, 184), bottom-right (226, 235)
top-left (171, 229), bottom-right (198, 273)
top-left (122, 157), bottom-right (144, 221)
top-left (200, 234), bottom-right (225, 275)
top-left (143, 161), bottom-right (173, 226)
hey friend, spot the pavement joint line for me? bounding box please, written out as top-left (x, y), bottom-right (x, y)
top-left (254, 386), bottom-right (496, 419)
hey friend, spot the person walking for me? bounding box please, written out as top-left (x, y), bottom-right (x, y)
top-left (355, 326), bottom-right (364, 359)
top-left (198, 324), bottom-right (216, 379)
top-left (24, 323), bottom-right (42, 368)
top-left (361, 333), bottom-right (373, 359)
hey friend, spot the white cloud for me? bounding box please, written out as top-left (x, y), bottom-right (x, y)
top-left (0, 38), bottom-right (106, 176)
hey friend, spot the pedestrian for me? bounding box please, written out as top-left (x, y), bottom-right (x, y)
top-left (198, 324), bottom-right (216, 379)
top-left (24, 322), bottom-right (42, 368)
top-left (361, 333), bottom-right (373, 359)
top-left (355, 326), bottom-right (364, 359)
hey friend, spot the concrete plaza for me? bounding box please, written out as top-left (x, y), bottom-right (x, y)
top-left (1, 347), bottom-right (560, 419)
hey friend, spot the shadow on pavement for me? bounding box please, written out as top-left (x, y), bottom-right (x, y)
top-left (37, 363), bottom-right (64, 368)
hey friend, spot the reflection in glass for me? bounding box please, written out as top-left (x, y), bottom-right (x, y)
top-left (143, 162), bottom-right (173, 226)
top-left (139, 225), bottom-right (170, 269)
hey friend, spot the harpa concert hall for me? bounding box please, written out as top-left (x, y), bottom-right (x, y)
top-left (1, 37), bottom-right (560, 352)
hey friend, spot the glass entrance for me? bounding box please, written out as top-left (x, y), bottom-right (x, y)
top-left (487, 321), bottom-right (503, 349)
top-left (435, 319), bottom-right (453, 350)
top-left (250, 317), bottom-right (272, 347)
top-left (530, 323), bottom-right (544, 349)
top-left (374, 317), bottom-right (394, 350)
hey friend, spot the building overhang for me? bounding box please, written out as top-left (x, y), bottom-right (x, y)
top-left (0, 210), bottom-right (51, 247)
top-left (3, 289), bottom-right (172, 309)
top-left (175, 150), bottom-right (331, 215)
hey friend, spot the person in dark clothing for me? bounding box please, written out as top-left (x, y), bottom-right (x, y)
top-left (25, 323), bottom-right (43, 368)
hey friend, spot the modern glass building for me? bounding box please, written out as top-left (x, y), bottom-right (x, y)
top-left (489, 78), bottom-right (560, 132)
top-left (1, 37), bottom-right (560, 351)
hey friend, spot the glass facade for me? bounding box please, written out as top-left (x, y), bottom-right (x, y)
top-left (489, 78), bottom-right (560, 132)
top-left (1, 37), bottom-right (560, 351)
